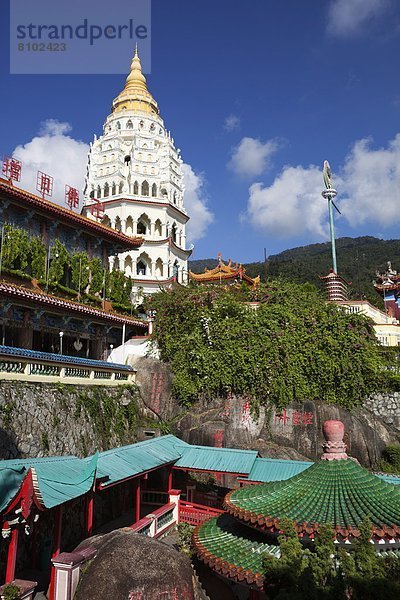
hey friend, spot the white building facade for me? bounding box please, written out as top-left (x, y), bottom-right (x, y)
top-left (83, 48), bottom-right (191, 298)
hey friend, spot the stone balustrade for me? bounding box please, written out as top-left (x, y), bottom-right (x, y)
top-left (0, 345), bottom-right (135, 386)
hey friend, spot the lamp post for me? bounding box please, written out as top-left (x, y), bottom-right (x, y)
top-left (59, 331), bottom-right (64, 355)
top-left (77, 257), bottom-right (89, 301)
top-left (322, 160), bottom-right (339, 273)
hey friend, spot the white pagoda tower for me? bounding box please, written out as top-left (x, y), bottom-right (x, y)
top-left (83, 47), bottom-right (191, 298)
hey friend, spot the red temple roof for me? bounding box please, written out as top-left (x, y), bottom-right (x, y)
top-left (0, 281), bottom-right (147, 328)
top-left (0, 179), bottom-right (143, 250)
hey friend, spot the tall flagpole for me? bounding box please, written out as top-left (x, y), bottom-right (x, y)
top-left (322, 160), bottom-right (338, 273)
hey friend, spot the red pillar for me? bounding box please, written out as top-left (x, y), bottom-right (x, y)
top-left (5, 527), bottom-right (19, 583)
top-left (49, 506), bottom-right (63, 600)
top-left (167, 466), bottom-right (173, 491)
top-left (85, 490), bottom-right (94, 538)
top-left (134, 478), bottom-right (141, 523)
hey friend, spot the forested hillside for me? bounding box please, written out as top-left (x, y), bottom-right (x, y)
top-left (189, 237), bottom-right (400, 307)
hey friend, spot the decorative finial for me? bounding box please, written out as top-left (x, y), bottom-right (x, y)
top-left (135, 42), bottom-right (138, 56)
top-left (321, 420), bottom-right (348, 460)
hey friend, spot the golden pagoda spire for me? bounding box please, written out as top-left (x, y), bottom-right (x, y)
top-left (112, 46), bottom-right (159, 115)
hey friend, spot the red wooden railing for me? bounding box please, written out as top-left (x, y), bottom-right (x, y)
top-left (179, 500), bottom-right (224, 526)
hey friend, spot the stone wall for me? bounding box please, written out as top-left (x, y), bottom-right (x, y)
top-left (363, 392), bottom-right (400, 432)
top-left (0, 381), bottom-right (147, 459)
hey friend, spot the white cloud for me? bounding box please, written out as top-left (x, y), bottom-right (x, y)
top-left (182, 163), bottom-right (214, 244)
top-left (340, 134), bottom-right (400, 227)
top-left (244, 133), bottom-right (400, 239)
top-left (228, 136), bottom-right (280, 178)
top-left (223, 114), bottom-right (240, 132)
top-left (246, 165), bottom-right (328, 238)
top-left (327, 0), bottom-right (390, 36)
top-left (12, 119), bottom-right (89, 212)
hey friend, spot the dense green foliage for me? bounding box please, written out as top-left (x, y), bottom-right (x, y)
top-left (176, 522), bottom-right (195, 556)
top-left (189, 236), bottom-right (400, 309)
top-left (263, 518), bottom-right (400, 599)
top-left (0, 225), bottom-right (134, 308)
top-left (147, 281), bottom-right (392, 409)
top-left (377, 444), bottom-right (400, 475)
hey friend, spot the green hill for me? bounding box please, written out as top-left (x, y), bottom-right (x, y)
top-left (189, 236), bottom-right (400, 308)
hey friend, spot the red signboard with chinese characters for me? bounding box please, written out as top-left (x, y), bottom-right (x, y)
top-left (65, 185), bottom-right (79, 209)
top-left (2, 156), bottom-right (22, 183)
top-left (90, 200), bottom-right (105, 221)
top-left (36, 171), bottom-right (53, 199)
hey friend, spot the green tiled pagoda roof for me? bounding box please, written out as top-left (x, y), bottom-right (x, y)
top-left (225, 459), bottom-right (400, 539)
top-left (193, 513), bottom-right (279, 589)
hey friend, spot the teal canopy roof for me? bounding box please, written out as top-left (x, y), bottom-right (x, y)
top-left (97, 435), bottom-right (188, 487)
top-left (0, 465), bottom-right (26, 512)
top-left (175, 445), bottom-right (259, 474)
top-left (244, 457), bottom-right (313, 482)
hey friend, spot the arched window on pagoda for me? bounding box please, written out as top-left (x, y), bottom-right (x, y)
top-left (155, 258), bottom-right (163, 278)
top-left (104, 183), bottom-right (109, 197)
top-left (124, 256), bottom-right (133, 276)
top-left (102, 215), bottom-right (111, 227)
top-left (137, 260), bottom-right (147, 276)
top-left (133, 181), bottom-right (139, 195)
top-left (154, 219), bottom-right (162, 236)
top-left (97, 185), bottom-right (101, 199)
top-left (173, 260), bottom-right (179, 279)
top-left (141, 180), bottom-right (149, 196)
top-left (125, 216), bottom-right (134, 236)
top-left (137, 213), bottom-right (150, 235)
top-left (111, 182), bottom-right (116, 196)
top-left (173, 192), bottom-right (177, 205)
top-left (119, 182), bottom-right (124, 194)
top-left (171, 223), bottom-right (177, 243)
top-left (127, 119), bottom-right (133, 129)
top-left (114, 216), bottom-right (122, 232)
top-left (116, 121), bottom-right (121, 131)
top-left (89, 189), bottom-right (95, 199)
top-left (152, 183), bottom-right (157, 197)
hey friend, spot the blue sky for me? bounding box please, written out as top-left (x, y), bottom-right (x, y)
top-left (1, 0), bottom-right (400, 262)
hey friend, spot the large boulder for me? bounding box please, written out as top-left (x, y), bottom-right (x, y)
top-left (74, 529), bottom-right (198, 600)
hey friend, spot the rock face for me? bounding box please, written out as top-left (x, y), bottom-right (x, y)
top-left (75, 529), bottom-right (198, 600)
top-left (134, 358), bottom-right (400, 468)
top-left (0, 381), bottom-right (144, 459)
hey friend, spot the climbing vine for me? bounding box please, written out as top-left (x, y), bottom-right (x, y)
top-left (147, 281), bottom-right (394, 410)
top-left (48, 239), bottom-right (70, 285)
top-left (29, 235), bottom-right (47, 279)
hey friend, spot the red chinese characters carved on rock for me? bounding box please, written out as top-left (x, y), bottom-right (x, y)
top-left (275, 409), bottom-right (314, 427)
top-left (241, 400), bottom-right (251, 427)
top-left (2, 156), bottom-right (22, 183)
top-left (150, 372), bottom-right (164, 413)
top-left (213, 430), bottom-right (224, 448)
top-left (65, 185), bottom-right (80, 209)
top-left (36, 171), bottom-right (53, 198)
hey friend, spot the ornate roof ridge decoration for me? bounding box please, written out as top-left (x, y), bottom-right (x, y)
top-left (0, 281), bottom-right (147, 328)
top-left (189, 254), bottom-right (260, 287)
top-left (0, 179), bottom-right (143, 250)
top-left (223, 420), bottom-right (400, 542)
top-left (133, 275), bottom-right (178, 285)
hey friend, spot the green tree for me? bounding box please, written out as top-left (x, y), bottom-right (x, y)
top-left (48, 239), bottom-right (70, 285)
top-left (89, 257), bottom-right (105, 295)
top-left (147, 281), bottom-right (391, 409)
top-left (71, 252), bottom-right (90, 294)
top-left (1, 224), bottom-right (29, 271)
top-left (29, 235), bottom-right (46, 279)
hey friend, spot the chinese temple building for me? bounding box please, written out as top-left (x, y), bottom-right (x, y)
top-left (374, 261), bottom-right (400, 320)
top-left (83, 47), bottom-right (192, 295)
top-left (193, 420), bottom-right (400, 594)
top-left (319, 269), bottom-right (350, 302)
top-left (189, 255), bottom-right (260, 287)
top-left (0, 177), bottom-right (147, 358)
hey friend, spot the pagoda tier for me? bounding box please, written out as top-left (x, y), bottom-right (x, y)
top-left (189, 254), bottom-right (260, 287)
top-left (374, 261), bottom-right (400, 320)
top-left (319, 269), bottom-right (351, 302)
top-left (193, 420), bottom-right (400, 590)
